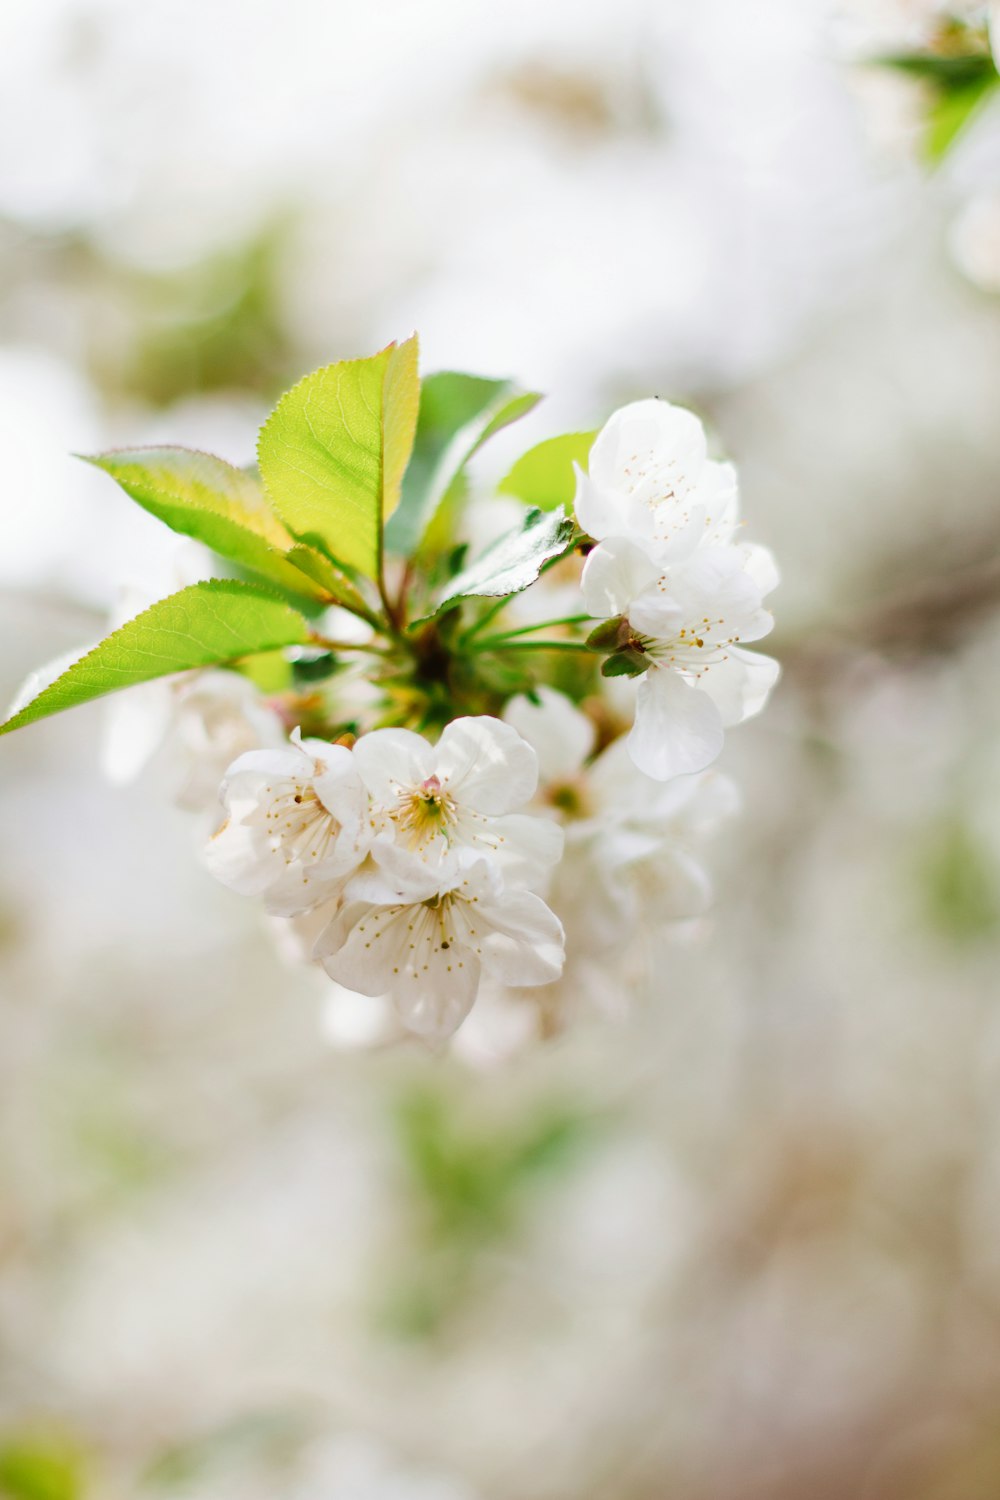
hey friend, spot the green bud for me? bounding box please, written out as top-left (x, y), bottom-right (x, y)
top-left (585, 617), bottom-right (627, 651)
top-left (601, 648), bottom-right (649, 679)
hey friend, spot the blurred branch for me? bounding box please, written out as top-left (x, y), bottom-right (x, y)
top-left (777, 525), bottom-right (1000, 687)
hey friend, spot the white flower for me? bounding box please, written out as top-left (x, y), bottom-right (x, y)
top-left (103, 668), bottom-right (287, 812)
top-left (506, 688), bottom-right (738, 930)
top-left (582, 538), bottom-right (779, 779)
top-left (316, 851), bottom-right (565, 1043)
top-left (573, 397), bottom-right (742, 566)
top-left (501, 688), bottom-right (739, 1036)
top-left (352, 715), bottom-right (563, 882)
top-left (204, 730), bottom-right (372, 916)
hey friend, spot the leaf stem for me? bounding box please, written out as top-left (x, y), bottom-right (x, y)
top-left (469, 638), bottom-right (593, 655)
top-left (458, 593), bottom-right (515, 644)
top-left (476, 614), bottom-right (591, 644)
top-left (307, 631), bottom-right (392, 656)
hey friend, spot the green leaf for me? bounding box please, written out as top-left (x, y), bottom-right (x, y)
top-left (925, 71), bottom-right (998, 161)
top-left (281, 544), bottom-right (370, 615)
top-left (420, 507), bottom-right (575, 622)
top-left (497, 430), bottom-right (597, 510)
top-left (85, 447), bottom-right (363, 606)
top-left (257, 336), bottom-right (420, 580)
top-left (390, 377), bottom-right (542, 557)
top-left (0, 581), bottom-right (310, 738)
top-left (876, 51), bottom-right (996, 87)
top-left (386, 372), bottom-right (538, 554)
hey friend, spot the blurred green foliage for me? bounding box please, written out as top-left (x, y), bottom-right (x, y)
top-left (0, 215), bottom-right (297, 409)
top-left (920, 818), bottom-right (1000, 943)
top-left (0, 1436), bottom-right (84, 1500)
top-left (142, 1412), bottom-right (304, 1492)
top-left (877, 21), bottom-right (999, 163)
top-left (123, 223), bottom-right (295, 405)
top-left (378, 1084), bottom-right (600, 1338)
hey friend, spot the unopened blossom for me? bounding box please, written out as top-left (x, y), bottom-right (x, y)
top-left (573, 397), bottom-right (743, 566)
top-left (352, 716), bottom-right (563, 882)
top-left (582, 537), bottom-right (779, 780)
top-left (204, 729), bottom-right (372, 916)
top-left (316, 849), bottom-right (565, 1042)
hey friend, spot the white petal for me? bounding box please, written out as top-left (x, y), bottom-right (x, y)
top-left (219, 743), bottom-right (311, 794)
top-left (572, 466), bottom-right (624, 541)
top-left (312, 751), bottom-right (369, 837)
top-left (738, 542), bottom-right (780, 597)
top-left (627, 587), bottom-right (685, 640)
top-left (642, 847), bottom-right (714, 920)
top-left (503, 687), bottom-right (595, 783)
top-left (696, 647), bottom-right (780, 726)
top-left (435, 716), bottom-right (538, 814)
top-left (320, 900), bottom-right (481, 1041)
top-left (457, 889), bottom-right (565, 987)
top-left (643, 458), bottom-right (740, 565)
top-left (101, 679), bottom-right (176, 784)
top-left (203, 816), bottom-right (275, 895)
top-left (316, 901), bottom-right (411, 994)
top-left (665, 546), bottom-right (773, 643)
top-left (352, 727), bottom-right (434, 804)
top-left (697, 461), bottom-right (741, 547)
top-left (581, 537), bottom-right (660, 617)
top-left (364, 841), bottom-right (456, 903)
top-left (392, 938), bottom-right (481, 1041)
top-left (628, 669), bottom-right (725, 780)
top-left (490, 812), bottom-right (564, 882)
top-left (589, 398), bottom-right (706, 497)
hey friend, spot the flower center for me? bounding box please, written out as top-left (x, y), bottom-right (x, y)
top-left (265, 781), bottom-right (342, 864)
top-left (547, 777), bottom-right (593, 820)
top-left (640, 615), bottom-right (737, 679)
top-left (394, 774), bottom-right (458, 848)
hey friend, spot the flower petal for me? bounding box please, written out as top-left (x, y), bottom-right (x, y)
top-left (572, 467), bottom-right (625, 541)
top-left (352, 728), bottom-right (434, 805)
top-left (490, 812), bottom-right (564, 882)
top-left (456, 888), bottom-right (565, 987)
top-left (738, 542), bottom-right (780, 597)
top-left (318, 899), bottom-right (481, 1042)
top-left (203, 816), bottom-right (275, 896)
top-left (581, 537), bottom-right (660, 617)
top-left (503, 687), bottom-right (595, 783)
top-left (589, 398), bottom-right (707, 499)
top-left (435, 716), bottom-right (538, 814)
top-left (628, 668), bottom-right (725, 780)
top-left (696, 647), bottom-right (780, 726)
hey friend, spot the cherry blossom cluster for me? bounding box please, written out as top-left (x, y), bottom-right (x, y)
top-left (199, 398), bottom-right (777, 1050)
top-left (205, 717), bottom-right (565, 1041)
top-left (4, 364), bottom-right (779, 1053)
top-left (576, 399), bottom-right (778, 780)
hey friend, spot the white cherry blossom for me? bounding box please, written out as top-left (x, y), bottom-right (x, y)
top-left (316, 850), bottom-right (565, 1043)
top-left (501, 688), bottom-right (739, 1036)
top-left (204, 729), bottom-right (372, 916)
top-left (573, 397), bottom-right (743, 566)
top-left (352, 715), bottom-right (563, 882)
top-left (582, 537), bottom-right (779, 780)
top-left (104, 668), bottom-right (287, 811)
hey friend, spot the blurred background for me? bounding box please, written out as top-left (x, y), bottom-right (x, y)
top-left (2, 0), bottom-right (1000, 1496)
